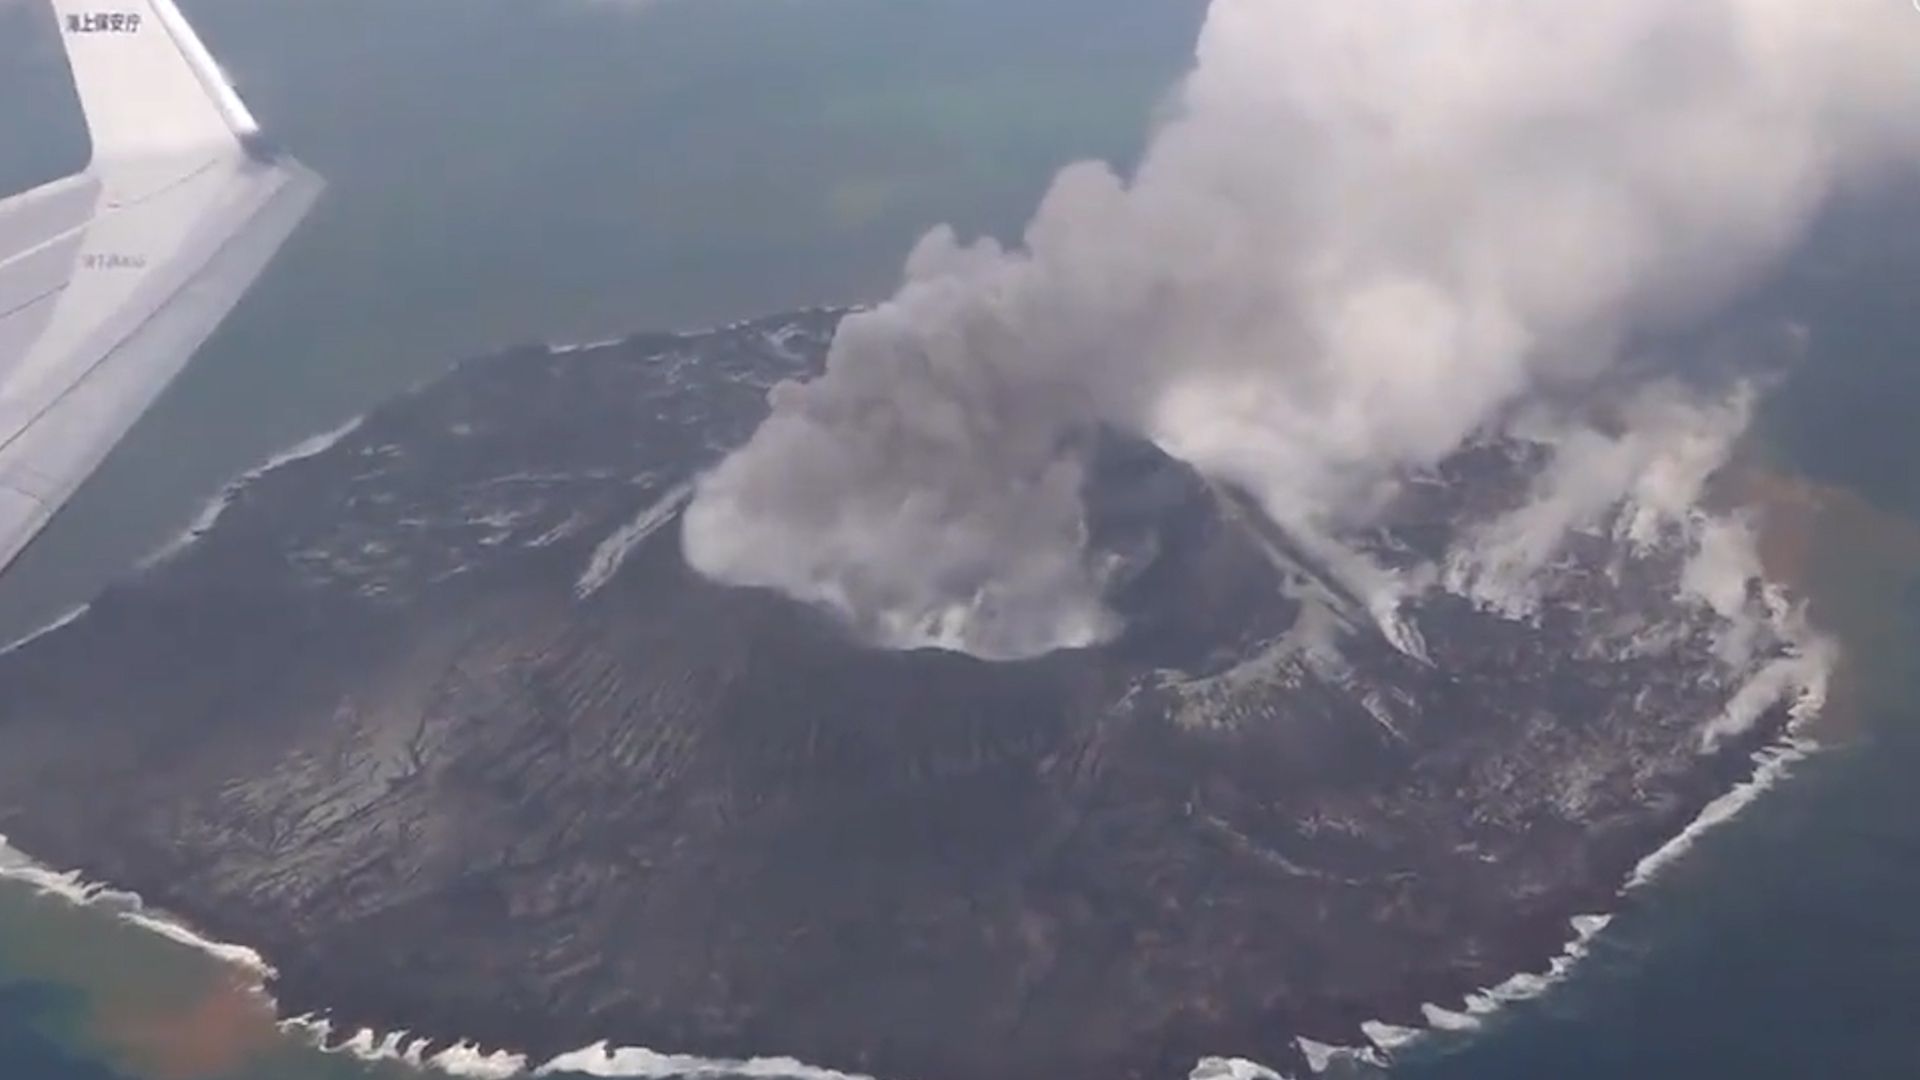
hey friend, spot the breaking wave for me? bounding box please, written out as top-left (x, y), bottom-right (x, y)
top-left (0, 835), bottom-right (890, 1079)
top-left (280, 1017), bottom-right (528, 1079)
top-left (0, 835), bottom-right (274, 978)
top-left (139, 412), bottom-right (369, 569)
top-left (0, 601), bottom-right (91, 656)
top-left (1284, 687), bottom-right (1831, 1073)
top-left (1628, 734), bottom-right (1824, 892)
top-left (537, 1043), bottom-right (879, 1079)
top-left (1190, 1057), bottom-right (1293, 1080)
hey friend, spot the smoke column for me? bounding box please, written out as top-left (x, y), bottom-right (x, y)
top-left (684, 0), bottom-right (1920, 659)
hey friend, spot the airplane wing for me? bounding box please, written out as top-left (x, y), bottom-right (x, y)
top-left (0, 0), bottom-right (321, 575)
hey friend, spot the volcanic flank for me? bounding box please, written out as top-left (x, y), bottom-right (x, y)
top-left (0, 310), bottom-right (1826, 1080)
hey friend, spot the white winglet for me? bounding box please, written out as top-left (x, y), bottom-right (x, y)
top-left (48, 0), bottom-right (260, 161)
top-left (0, 1), bottom-right (320, 577)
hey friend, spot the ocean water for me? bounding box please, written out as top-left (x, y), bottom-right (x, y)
top-left (3, 2), bottom-right (1920, 1079)
top-left (0, 0), bottom-right (1206, 638)
top-left (1379, 185), bottom-right (1920, 1080)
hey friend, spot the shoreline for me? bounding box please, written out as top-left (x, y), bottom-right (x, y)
top-left (0, 685), bottom-right (1826, 1080)
top-left (0, 321), bottom-right (1845, 1080)
top-left (0, 834), bottom-right (887, 1080)
top-left (1284, 700), bottom-right (1828, 1075)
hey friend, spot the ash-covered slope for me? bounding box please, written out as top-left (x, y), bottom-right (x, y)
top-left (0, 311), bottom-right (1821, 1080)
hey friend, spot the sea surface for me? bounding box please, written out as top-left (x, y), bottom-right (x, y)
top-left (1, 1), bottom-right (1918, 1078)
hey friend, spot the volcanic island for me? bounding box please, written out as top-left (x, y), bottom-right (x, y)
top-left (0, 309), bottom-right (1826, 1079)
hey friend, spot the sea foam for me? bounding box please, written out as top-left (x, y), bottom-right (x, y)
top-left (1189, 1056), bottom-right (1293, 1080)
top-left (0, 834), bottom-right (274, 977)
top-left (140, 412), bottom-right (368, 569)
top-left (0, 602), bottom-right (91, 656)
top-left (1627, 734), bottom-right (1820, 891)
top-left (536, 1042), bottom-right (877, 1079)
top-left (281, 1016), bottom-right (529, 1079)
top-left (0, 834), bottom-right (898, 1080)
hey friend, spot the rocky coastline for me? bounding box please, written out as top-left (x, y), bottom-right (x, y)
top-left (0, 310), bottom-right (1821, 1080)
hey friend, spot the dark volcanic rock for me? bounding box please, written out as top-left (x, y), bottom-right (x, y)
top-left (0, 310), bottom-right (1810, 1080)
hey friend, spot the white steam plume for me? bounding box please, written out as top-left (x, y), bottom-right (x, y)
top-left (684, 0), bottom-right (1920, 658)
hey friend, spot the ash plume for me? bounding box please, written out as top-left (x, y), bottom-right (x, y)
top-left (684, 0), bottom-right (1920, 658)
